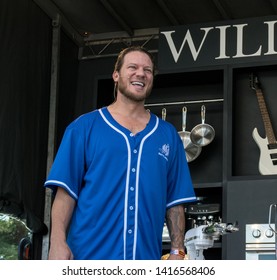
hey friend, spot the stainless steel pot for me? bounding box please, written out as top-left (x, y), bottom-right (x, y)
top-left (190, 105), bottom-right (215, 147)
top-left (178, 106), bottom-right (202, 162)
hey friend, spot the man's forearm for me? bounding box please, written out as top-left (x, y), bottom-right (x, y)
top-left (165, 204), bottom-right (185, 250)
top-left (50, 187), bottom-right (76, 243)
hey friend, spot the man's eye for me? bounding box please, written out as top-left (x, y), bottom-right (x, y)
top-left (145, 69), bottom-right (153, 74)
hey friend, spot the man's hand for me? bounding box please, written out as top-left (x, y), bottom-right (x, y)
top-left (167, 253), bottom-right (185, 260)
top-left (48, 240), bottom-right (74, 260)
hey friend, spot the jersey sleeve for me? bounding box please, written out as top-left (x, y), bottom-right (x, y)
top-left (166, 129), bottom-right (196, 208)
top-left (44, 122), bottom-right (86, 200)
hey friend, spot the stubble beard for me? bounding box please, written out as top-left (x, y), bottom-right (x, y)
top-left (117, 82), bottom-right (152, 103)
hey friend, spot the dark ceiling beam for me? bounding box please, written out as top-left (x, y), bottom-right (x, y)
top-left (155, 0), bottom-right (180, 26)
top-left (100, 0), bottom-right (133, 36)
top-left (85, 28), bottom-right (159, 43)
top-left (268, 0), bottom-right (277, 13)
top-left (32, 0), bottom-right (84, 46)
top-left (212, 0), bottom-right (232, 20)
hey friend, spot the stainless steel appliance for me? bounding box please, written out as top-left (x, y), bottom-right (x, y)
top-left (185, 202), bottom-right (221, 229)
top-left (245, 223), bottom-right (276, 260)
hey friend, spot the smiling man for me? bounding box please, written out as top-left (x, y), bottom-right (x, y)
top-left (44, 46), bottom-right (196, 260)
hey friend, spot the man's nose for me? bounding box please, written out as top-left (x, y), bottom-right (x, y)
top-left (136, 67), bottom-right (146, 77)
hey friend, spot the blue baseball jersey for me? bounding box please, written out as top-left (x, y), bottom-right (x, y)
top-left (44, 107), bottom-right (196, 260)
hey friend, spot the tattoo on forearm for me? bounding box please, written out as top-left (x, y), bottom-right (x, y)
top-left (166, 205), bottom-right (185, 249)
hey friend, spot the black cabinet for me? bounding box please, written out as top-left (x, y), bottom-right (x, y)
top-left (148, 69), bottom-right (224, 185)
top-left (223, 63), bottom-right (277, 259)
top-left (232, 65), bottom-right (277, 176)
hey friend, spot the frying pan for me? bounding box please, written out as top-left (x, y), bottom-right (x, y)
top-left (178, 106), bottom-right (202, 162)
top-left (190, 104), bottom-right (215, 146)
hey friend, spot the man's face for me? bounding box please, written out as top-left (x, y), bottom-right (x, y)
top-left (113, 51), bottom-right (154, 102)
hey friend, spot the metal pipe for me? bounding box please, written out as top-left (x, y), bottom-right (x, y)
top-left (144, 98), bottom-right (224, 107)
top-left (272, 204), bottom-right (277, 260)
top-left (42, 14), bottom-right (61, 260)
top-left (268, 203), bottom-right (277, 260)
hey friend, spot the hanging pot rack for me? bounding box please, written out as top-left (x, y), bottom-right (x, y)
top-left (145, 98), bottom-right (224, 108)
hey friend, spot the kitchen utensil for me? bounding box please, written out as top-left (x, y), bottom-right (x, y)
top-left (190, 105), bottom-right (215, 146)
top-left (161, 107), bottom-right (166, 121)
top-left (178, 106), bottom-right (202, 162)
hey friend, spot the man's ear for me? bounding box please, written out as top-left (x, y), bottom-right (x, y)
top-left (112, 71), bottom-right (119, 82)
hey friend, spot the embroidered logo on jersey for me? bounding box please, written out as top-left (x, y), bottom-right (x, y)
top-left (158, 144), bottom-right (169, 161)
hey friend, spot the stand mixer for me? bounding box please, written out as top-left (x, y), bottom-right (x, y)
top-left (184, 222), bottom-right (239, 260)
